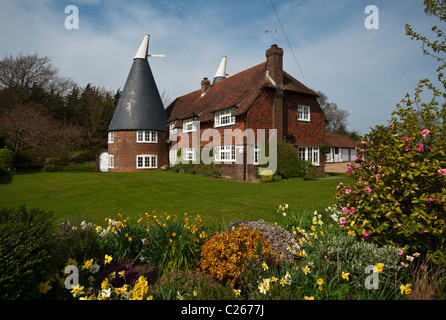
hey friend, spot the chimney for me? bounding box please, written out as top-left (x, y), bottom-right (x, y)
top-left (265, 44), bottom-right (284, 142)
top-left (201, 77), bottom-right (210, 96)
top-left (212, 56), bottom-right (227, 84)
top-left (265, 44), bottom-right (284, 88)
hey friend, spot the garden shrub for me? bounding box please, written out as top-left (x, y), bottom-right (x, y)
top-left (52, 219), bottom-right (104, 271)
top-left (334, 101), bottom-right (446, 263)
top-left (0, 147), bottom-right (14, 171)
top-left (0, 206), bottom-right (55, 299)
top-left (200, 226), bottom-right (279, 285)
top-left (148, 269), bottom-right (237, 300)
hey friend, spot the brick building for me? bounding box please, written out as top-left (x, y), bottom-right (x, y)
top-left (105, 35), bottom-right (327, 180)
top-left (166, 44), bottom-right (326, 181)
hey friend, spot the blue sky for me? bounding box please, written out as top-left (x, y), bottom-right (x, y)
top-left (0, 0), bottom-right (439, 134)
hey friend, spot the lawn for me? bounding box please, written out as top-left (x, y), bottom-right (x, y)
top-left (0, 165), bottom-right (351, 226)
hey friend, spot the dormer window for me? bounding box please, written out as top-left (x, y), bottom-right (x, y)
top-left (137, 130), bottom-right (157, 143)
top-left (215, 108), bottom-right (235, 127)
top-left (183, 119), bottom-right (197, 132)
top-left (298, 105), bottom-right (311, 122)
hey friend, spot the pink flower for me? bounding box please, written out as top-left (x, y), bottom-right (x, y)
top-left (439, 169), bottom-right (446, 175)
top-left (421, 129), bottom-right (429, 136)
top-left (361, 141), bottom-right (367, 145)
top-left (357, 178), bottom-right (362, 184)
top-left (398, 249), bottom-right (404, 255)
top-left (349, 209), bottom-right (356, 215)
top-left (342, 207), bottom-right (349, 214)
top-left (391, 125), bottom-right (395, 131)
top-left (405, 145), bottom-right (410, 152)
top-left (339, 217), bottom-right (346, 227)
top-left (403, 137), bottom-right (409, 142)
top-left (375, 174), bottom-right (381, 180)
top-left (362, 231), bottom-right (370, 239)
top-left (347, 166), bottom-right (353, 172)
top-left (365, 186), bottom-right (372, 195)
top-left (419, 228), bottom-right (425, 234)
top-left (337, 182), bottom-right (344, 190)
top-left (345, 188), bottom-right (351, 194)
top-left (428, 196), bottom-right (435, 202)
top-left (417, 143), bottom-right (424, 152)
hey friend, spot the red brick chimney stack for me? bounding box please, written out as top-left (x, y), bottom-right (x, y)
top-left (265, 44), bottom-right (284, 142)
top-left (265, 44), bottom-right (284, 88)
top-left (201, 77), bottom-right (211, 96)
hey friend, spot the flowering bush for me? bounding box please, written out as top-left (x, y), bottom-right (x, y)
top-left (200, 226), bottom-right (279, 285)
top-left (334, 102), bottom-right (446, 263)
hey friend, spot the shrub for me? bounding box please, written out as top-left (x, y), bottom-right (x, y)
top-left (0, 206), bottom-right (55, 299)
top-left (148, 269), bottom-right (236, 300)
top-left (334, 103), bottom-right (446, 263)
top-left (52, 219), bottom-right (104, 271)
top-left (200, 226), bottom-right (279, 285)
top-left (0, 147), bottom-right (14, 171)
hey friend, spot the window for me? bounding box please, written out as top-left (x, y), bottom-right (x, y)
top-left (183, 119), bottom-right (196, 132)
top-left (298, 146), bottom-right (320, 166)
top-left (108, 132), bottom-right (114, 144)
top-left (298, 105), bottom-right (311, 121)
top-left (108, 155), bottom-right (114, 168)
top-left (183, 148), bottom-right (196, 161)
top-left (215, 145), bottom-right (236, 162)
top-left (169, 148), bottom-right (178, 166)
top-left (136, 155), bottom-right (157, 169)
top-left (214, 108), bottom-right (235, 127)
top-left (169, 121), bottom-right (177, 133)
top-left (137, 131), bottom-right (157, 143)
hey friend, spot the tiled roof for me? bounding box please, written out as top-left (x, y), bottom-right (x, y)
top-left (165, 60), bottom-right (318, 126)
top-left (325, 134), bottom-right (357, 148)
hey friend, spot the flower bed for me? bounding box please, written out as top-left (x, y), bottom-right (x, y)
top-left (18, 204), bottom-right (443, 300)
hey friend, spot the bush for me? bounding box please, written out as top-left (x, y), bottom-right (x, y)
top-left (0, 206), bottom-right (55, 299)
top-left (52, 219), bottom-right (104, 271)
top-left (0, 147), bottom-right (14, 171)
top-left (334, 101), bottom-right (446, 263)
top-left (200, 226), bottom-right (279, 285)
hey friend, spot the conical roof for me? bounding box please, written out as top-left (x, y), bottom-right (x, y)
top-left (108, 35), bottom-right (167, 132)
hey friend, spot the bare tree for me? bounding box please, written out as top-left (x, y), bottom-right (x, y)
top-left (317, 91), bottom-right (350, 134)
top-left (0, 53), bottom-right (74, 109)
top-left (0, 104), bottom-right (82, 156)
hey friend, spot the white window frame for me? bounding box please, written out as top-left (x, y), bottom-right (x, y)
top-left (298, 105), bottom-right (311, 122)
top-left (169, 121), bottom-right (177, 133)
top-left (183, 148), bottom-right (196, 161)
top-left (214, 108), bottom-right (235, 127)
top-left (298, 146), bottom-right (320, 166)
top-left (108, 155), bottom-right (114, 168)
top-left (108, 132), bottom-right (114, 144)
top-left (136, 155), bottom-right (157, 169)
top-left (136, 131), bottom-right (157, 143)
top-left (215, 145), bottom-right (236, 162)
top-left (169, 148), bottom-right (178, 166)
top-left (183, 119), bottom-right (196, 133)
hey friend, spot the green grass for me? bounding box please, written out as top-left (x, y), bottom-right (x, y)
top-left (0, 165), bottom-right (351, 226)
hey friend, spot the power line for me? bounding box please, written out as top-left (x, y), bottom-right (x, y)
top-left (269, 0), bottom-right (308, 86)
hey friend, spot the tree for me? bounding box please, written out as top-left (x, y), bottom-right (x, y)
top-left (334, 0), bottom-right (446, 264)
top-left (0, 104), bottom-right (82, 157)
top-left (0, 53), bottom-right (74, 111)
top-left (316, 91), bottom-right (350, 134)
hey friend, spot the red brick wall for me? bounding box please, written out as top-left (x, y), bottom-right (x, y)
top-left (285, 92), bottom-right (326, 146)
top-left (108, 130), bottom-right (169, 172)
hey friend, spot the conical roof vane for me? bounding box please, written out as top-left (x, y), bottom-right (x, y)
top-left (212, 56), bottom-right (227, 84)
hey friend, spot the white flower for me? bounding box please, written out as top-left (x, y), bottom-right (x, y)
top-left (90, 263), bottom-right (100, 274)
top-left (101, 288), bottom-right (111, 298)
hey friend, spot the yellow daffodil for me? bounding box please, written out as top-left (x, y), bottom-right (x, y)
top-left (341, 272), bottom-right (350, 280)
top-left (375, 263), bottom-right (384, 273)
top-left (38, 281), bottom-right (52, 294)
top-left (104, 254), bottom-right (113, 265)
top-left (118, 270), bottom-right (125, 278)
top-left (82, 259), bottom-right (93, 270)
top-left (303, 266), bottom-right (310, 275)
top-left (233, 289), bottom-right (241, 296)
top-left (262, 262), bottom-right (269, 271)
top-left (317, 278), bottom-right (324, 286)
top-left (400, 284), bottom-right (412, 295)
top-left (304, 296), bottom-right (314, 300)
top-left (71, 284), bottom-right (84, 298)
